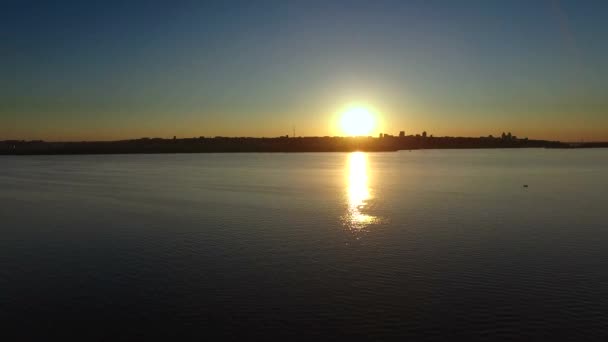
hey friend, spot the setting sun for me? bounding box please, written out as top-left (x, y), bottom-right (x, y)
top-left (340, 106), bottom-right (376, 136)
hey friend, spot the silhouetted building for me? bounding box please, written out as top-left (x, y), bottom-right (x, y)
top-left (399, 131), bottom-right (405, 137)
top-left (422, 131), bottom-right (427, 138)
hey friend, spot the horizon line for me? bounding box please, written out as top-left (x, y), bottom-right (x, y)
top-left (3, 135), bottom-right (605, 144)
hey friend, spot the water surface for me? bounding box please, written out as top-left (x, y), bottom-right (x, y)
top-left (1, 149), bottom-right (608, 339)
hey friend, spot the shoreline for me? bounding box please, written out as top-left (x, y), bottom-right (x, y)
top-left (2, 136), bottom-right (606, 156)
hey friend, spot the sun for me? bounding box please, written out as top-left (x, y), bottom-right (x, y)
top-left (340, 106), bottom-right (376, 136)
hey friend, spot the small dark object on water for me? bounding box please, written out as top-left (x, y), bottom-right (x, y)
top-left (523, 184), bottom-right (529, 188)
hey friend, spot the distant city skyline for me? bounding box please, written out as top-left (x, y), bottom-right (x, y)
top-left (2, 1), bottom-right (608, 142)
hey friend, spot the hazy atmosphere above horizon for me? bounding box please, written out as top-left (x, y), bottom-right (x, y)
top-left (2, 0), bottom-right (607, 141)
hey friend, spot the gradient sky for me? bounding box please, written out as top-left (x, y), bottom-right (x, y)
top-left (2, 0), bottom-right (607, 141)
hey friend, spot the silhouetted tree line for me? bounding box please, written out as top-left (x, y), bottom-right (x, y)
top-left (0, 133), bottom-right (597, 155)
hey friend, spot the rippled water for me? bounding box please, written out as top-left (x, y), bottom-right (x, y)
top-left (1, 149), bottom-right (608, 340)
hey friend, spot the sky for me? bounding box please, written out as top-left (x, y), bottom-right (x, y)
top-left (2, 0), bottom-right (607, 141)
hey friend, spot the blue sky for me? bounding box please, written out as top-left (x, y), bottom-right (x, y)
top-left (2, 0), bottom-right (607, 140)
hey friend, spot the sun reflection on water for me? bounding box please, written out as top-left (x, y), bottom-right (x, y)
top-left (343, 152), bottom-right (377, 230)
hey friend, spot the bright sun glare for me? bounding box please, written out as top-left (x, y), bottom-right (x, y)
top-left (340, 106), bottom-right (376, 136)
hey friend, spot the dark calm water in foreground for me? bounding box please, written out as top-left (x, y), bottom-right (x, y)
top-left (2, 149), bottom-right (608, 340)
